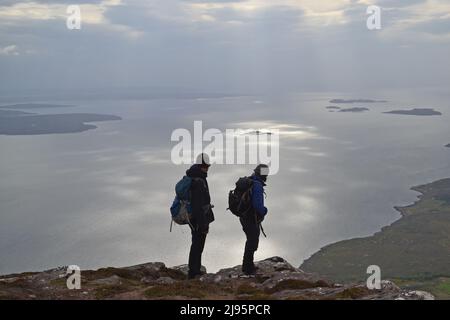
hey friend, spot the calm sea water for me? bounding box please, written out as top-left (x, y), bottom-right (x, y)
top-left (1, 90), bottom-right (450, 274)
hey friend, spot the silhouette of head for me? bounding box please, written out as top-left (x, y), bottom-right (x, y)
top-left (254, 164), bottom-right (269, 182)
top-left (196, 153), bottom-right (211, 172)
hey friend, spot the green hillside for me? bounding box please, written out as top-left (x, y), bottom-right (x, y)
top-left (301, 178), bottom-right (450, 299)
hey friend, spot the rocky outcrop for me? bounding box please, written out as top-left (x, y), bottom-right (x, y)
top-left (0, 257), bottom-right (434, 300)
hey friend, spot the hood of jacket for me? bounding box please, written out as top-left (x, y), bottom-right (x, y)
top-left (186, 164), bottom-right (207, 180)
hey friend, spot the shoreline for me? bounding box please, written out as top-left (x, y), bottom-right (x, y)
top-left (299, 177), bottom-right (450, 298)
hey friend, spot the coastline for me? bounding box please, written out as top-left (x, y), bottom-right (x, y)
top-left (300, 178), bottom-right (450, 298)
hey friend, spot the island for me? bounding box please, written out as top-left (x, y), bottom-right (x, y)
top-left (383, 108), bottom-right (442, 116)
top-left (0, 112), bottom-right (121, 135)
top-left (330, 99), bottom-right (387, 104)
top-left (0, 103), bottom-right (73, 109)
top-left (326, 106), bottom-right (341, 110)
top-left (446, 144), bottom-right (450, 148)
top-left (0, 110), bottom-right (34, 117)
top-left (338, 107), bottom-right (369, 113)
top-left (246, 130), bottom-right (273, 135)
top-left (301, 178), bottom-right (450, 299)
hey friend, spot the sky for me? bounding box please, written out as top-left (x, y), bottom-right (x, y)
top-left (0, 0), bottom-right (450, 96)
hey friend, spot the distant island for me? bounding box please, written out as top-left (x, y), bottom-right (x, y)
top-left (0, 112), bottom-right (121, 135)
top-left (246, 130), bottom-right (273, 135)
top-left (338, 107), bottom-right (369, 113)
top-left (301, 178), bottom-right (450, 299)
top-left (330, 99), bottom-right (387, 104)
top-left (0, 103), bottom-right (73, 109)
top-left (0, 110), bottom-right (34, 117)
top-left (325, 106), bottom-right (370, 113)
top-left (446, 144), bottom-right (450, 148)
top-left (383, 108), bottom-right (442, 116)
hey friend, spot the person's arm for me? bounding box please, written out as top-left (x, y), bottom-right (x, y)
top-left (252, 181), bottom-right (268, 218)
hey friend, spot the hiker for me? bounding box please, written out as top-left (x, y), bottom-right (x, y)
top-left (240, 164), bottom-right (269, 275)
top-left (186, 153), bottom-right (215, 279)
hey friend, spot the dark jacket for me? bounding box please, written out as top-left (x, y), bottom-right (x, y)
top-left (186, 164), bottom-right (215, 230)
top-left (251, 174), bottom-right (268, 220)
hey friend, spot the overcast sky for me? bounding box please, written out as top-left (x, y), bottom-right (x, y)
top-left (1, 0), bottom-right (449, 95)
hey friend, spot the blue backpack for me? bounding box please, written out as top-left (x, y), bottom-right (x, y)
top-left (170, 176), bottom-right (194, 231)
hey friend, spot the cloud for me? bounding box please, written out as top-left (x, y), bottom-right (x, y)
top-left (0, 0), bottom-right (142, 38)
top-left (182, 0), bottom-right (353, 27)
top-left (377, 0), bottom-right (450, 42)
top-left (1, 0), bottom-right (450, 94)
top-left (0, 44), bottom-right (19, 55)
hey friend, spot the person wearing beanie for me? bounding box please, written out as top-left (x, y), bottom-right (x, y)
top-left (185, 153), bottom-right (215, 279)
top-left (240, 164), bottom-right (269, 275)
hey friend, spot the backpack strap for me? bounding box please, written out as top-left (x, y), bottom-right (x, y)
top-left (260, 223), bottom-right (267, 238)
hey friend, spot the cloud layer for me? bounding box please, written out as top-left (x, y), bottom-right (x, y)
top-left (0, 0), bottom-right (449, 94)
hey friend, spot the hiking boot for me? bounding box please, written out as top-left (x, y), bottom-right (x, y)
top-left (242, 266), bottom-right (259, 276)
top-left (187, 273), bottom-right (201, 280)
top-left (187, 270), bottom-right (206, 280)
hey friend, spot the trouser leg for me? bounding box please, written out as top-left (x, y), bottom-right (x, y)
top-left (188, 229), bottom-right (207, 277)
top-left (240, 218), bottom-right (260, 272)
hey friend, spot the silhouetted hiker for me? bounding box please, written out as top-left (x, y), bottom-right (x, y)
top-left (240, 164), bottom-right (268, 275)
top-left (185, 154), bottom-right (215, 279)
top-left (227, 164), bottom-right (269, 275)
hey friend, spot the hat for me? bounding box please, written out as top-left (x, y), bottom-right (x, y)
top-left (254, 164), bottom-right (269, 176)
top-left (196, 153), bottom-right (211, 167)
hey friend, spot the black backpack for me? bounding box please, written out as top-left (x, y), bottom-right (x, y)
top-left (227, 177), bottom-right (253, 217)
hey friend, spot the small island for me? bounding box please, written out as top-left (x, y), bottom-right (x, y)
top-left (326, 106), bottom-right (341, 110)
top-left (330, 99), bottom-right (387, 104)
top-left (383, 108), bottom-right (442, 116)
top-left (445, 144), bottom-right (450, 148)
top-left (338, 107), bottom-right (369, 113)
top-left (246, 130), bottom-right (273, 135)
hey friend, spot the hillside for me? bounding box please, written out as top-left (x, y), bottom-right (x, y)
top-left (301, 179), bottom-right (450, 299)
